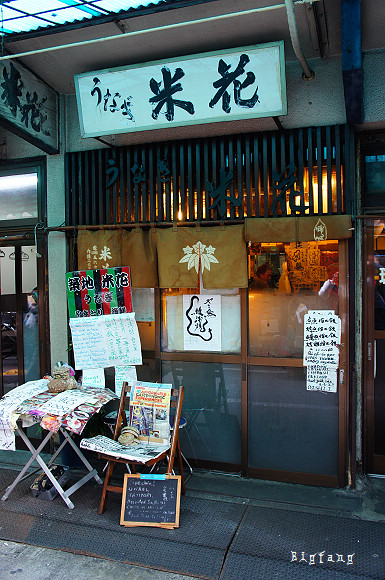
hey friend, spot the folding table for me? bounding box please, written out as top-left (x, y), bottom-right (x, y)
top-left (0, 382), bottom-right (117, 509)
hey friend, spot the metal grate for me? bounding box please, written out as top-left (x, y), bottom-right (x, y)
top-left (65, 125), bottom-right (352, 226)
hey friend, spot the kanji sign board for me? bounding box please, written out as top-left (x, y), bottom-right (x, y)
top-left (75, 42), bottom-right (286, 137)
top-left (0, 59), bottom-right (58, 153)
top-left (66, 266), bottom-right (133, 318)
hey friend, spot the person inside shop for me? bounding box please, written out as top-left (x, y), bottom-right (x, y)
top-left (318, 265), bottom-right (339, 311)
top-left (23, 288), bottom-right (39, 382)
top-left (249, 263), bottom-right (272, 291)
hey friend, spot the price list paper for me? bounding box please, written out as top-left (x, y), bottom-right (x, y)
top-left (303, 310), bottom-right (341, 392)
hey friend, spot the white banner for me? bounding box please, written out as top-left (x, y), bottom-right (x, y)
top-left (75, 42), bottom-right (286, 137)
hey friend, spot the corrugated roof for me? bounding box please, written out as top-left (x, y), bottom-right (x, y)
top-left (0, 0), bottom-right (188, 37)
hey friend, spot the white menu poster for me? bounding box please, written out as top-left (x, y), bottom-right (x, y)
top-left (303, 311), bottom-right (341, 368)
top-left (306, 365), bottom-right (338, 393)
top-left (69, 313), bottom-right (142, 370)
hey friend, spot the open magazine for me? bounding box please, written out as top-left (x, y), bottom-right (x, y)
top-left (129, 382), bottom-right (172, 445)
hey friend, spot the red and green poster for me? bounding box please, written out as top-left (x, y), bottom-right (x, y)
top-left (66, 266), bottom-right (133, 318)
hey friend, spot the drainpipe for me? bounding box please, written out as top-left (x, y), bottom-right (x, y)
top-left (285, 0), bottom-right (315, 80)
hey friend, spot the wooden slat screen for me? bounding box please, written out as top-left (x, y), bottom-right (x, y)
top-left (65, 125), bottom-right (352, 226)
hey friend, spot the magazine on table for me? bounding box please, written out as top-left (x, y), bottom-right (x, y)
top-left (129, 382), bottom-right (172, 445)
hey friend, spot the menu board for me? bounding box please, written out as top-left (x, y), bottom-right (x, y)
top-left (120, 474), bottom-right (181, 528)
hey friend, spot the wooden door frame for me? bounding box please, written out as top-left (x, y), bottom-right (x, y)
top-left (362, 219), bottom-right (385, 473)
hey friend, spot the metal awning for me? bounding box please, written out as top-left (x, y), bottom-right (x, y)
top-left (0, 0), bottom-right (185, 36)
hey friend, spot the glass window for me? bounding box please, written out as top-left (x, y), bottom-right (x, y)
top-left (162, 361), bottom-right (241, 465)
top-left (248, 365), bottom-right (338, 475)
top-left (365, 154), bottom-right (385, 196)
top-left (161, 287), bottom-right (241, 354)
top-left (0, 173), bottom-right (38, 222)
top-left (132, 288), bottom-right (155, 351)
top-left (248, 240), bottom-right (339, 357)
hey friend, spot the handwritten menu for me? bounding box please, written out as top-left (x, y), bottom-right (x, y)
top-left (306, 365), bottom-right (337, 393)
top-left (82, 368), bottom-right (105, 388)
top-left (303, 310), bottom-right (341, 392)
top-left (120, 474), bottom-right (181, 528)
top-left (303, 311), bottom-right (341, 368)
top-left (37, 389), bottom-right (98, 417)
top-left (69, 313), bottom-right (142, 369)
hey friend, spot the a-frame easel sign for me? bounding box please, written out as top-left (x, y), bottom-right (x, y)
top-left (120, 474), bottom-right (181, 528)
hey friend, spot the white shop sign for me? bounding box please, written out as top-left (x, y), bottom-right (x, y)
top-left (75, 42), bottom-right (286, 138)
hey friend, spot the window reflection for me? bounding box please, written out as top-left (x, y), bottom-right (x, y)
top-left (0, 173), bottom-right (37, 221)
top-left (373, 219), bottom-right (385, 330)
top-left (248, 240), bottom-right (339, 357)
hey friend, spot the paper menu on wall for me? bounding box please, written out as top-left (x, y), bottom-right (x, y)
top-left (303, 311), bottom-right (341, 368)
top-left (306, 365), bottom-right (338, 392)
top-left (69, 313), bottom-right (142, 370)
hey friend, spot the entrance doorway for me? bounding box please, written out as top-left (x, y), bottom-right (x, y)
top-left (0, 243), bottom-right (41, 395)
top-left (363, 220), bottom-right (385, 474)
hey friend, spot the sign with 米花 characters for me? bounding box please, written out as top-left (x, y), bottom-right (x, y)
top-left (0, 59), bottom-right (58, 154)
top-left (75, 42), bottom-right (286, 138)
top-left (66, 266), bottom-right (133, 318)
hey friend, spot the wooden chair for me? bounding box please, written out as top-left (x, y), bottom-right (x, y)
top-left (97, 382), bottom-right (185, 514)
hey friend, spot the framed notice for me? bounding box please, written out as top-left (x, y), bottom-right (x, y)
top-left (120, 474), bottom-right (181, 528)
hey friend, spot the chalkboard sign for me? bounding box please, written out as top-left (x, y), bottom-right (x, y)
top-left (120, 474), bottom-right (181, 528)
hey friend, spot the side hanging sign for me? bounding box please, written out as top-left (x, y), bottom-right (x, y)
top-left (0, 59), bottom-right (59, 154)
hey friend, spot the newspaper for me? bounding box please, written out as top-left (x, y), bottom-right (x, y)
top-left (80, 435), bottom-right (170, 464)
top-left (129, 382), bottom-right (172, 444)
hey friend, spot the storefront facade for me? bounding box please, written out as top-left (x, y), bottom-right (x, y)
top-left (1, 0), bottom-right (385, 487)
top-left (63, 125), bottom-right (353, 486)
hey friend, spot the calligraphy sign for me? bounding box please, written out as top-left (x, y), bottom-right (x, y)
top-left (0, 59), bottom-right (59, 154)
top-left (66, 266), bottom-right (133, 318)
top-left (75, 42), bottom-right (286, 137)
top-left (183, 294), bottom-right (221, 351)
